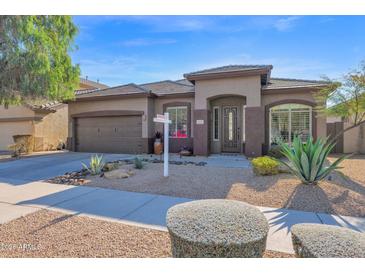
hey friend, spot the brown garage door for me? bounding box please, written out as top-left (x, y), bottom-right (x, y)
top-left (75, 116), bottom-right (143, 153)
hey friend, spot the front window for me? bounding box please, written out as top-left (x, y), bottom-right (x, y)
top-left (166, 106), bottom-right (188, 138)
top-left (213, 107), bottom-right (219, 141)
top-left (270, 103), bottom-right (312, 145)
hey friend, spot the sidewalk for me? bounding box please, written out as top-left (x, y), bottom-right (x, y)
top-left (1, 181), bottom-right (364, 254)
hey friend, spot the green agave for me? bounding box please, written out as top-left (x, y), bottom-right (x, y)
top-left (82, 154), bottom-right (105, 175)
top-left (277, 136), bottom-right (349, 185)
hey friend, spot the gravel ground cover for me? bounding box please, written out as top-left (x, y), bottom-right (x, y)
top-left (48, 155), bottom-right (365, 217)
top-left (328, 154), bottom-right (365, 185)
top-left (0, 210), bottom-right (293, 258)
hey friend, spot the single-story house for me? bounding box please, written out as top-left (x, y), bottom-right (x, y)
top-left (0, 78), bottom-right (108, 151)
top-left (66, 65), bottom-right (329, 156)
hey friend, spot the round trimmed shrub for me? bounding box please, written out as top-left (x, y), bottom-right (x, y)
top-left (166, 199), bottom-right (269, 258)
top-left (252, 156), bottom-right (279, 176)
top-left (291, 223), bottom-right (365, 258)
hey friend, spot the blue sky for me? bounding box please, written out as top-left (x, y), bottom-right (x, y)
top-left (71, 16), bottom-right (365, 86)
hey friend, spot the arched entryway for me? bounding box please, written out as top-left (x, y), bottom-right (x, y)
top-left (208, 95), bottom-right (247, 154)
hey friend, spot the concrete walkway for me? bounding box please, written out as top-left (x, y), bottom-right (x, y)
top-left (1, 181), bottom-right (364, 254)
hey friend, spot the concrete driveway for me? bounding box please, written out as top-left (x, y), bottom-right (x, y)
top-left (0, 151), bottom-right (134, 185)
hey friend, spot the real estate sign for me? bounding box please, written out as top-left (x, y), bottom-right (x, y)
top-left (153, 112), bottom-right (171, 177)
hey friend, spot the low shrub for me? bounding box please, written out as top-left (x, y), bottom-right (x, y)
top-left (8, 143), bottom-right (23, 158)
top-left (252, 156), bottom-right (279, 176)
top-left (12, 134), bottom-right (34, 154)
top-left (134, 157), bottom-right (144, 169)
top-left (267, 145), bottom-right (284, 159)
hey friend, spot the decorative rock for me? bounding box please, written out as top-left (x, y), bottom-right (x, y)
top-left (103, 169), bottom-right (134, 179)
top-left (166, 199), bottom-right (269, 258)
top-left (103, 162), bottom-right (120, 172)
top-left (291, 223), bottom-right (365, 258)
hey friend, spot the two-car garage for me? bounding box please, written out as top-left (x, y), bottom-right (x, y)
top-left (67, 84), bottom-right (154, 154)
top-left (72, 112), bottom-right (144, 154)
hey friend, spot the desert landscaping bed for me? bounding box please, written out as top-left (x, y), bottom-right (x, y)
top-left (48, 156), bottom-right (365, 217)
top-left (0, 210), bottom-right (293, 258)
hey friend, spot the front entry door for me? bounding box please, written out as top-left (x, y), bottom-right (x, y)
top-left (222, 106), bottom-right (241, 153)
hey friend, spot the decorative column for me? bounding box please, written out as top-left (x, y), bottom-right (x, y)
top-left (193, 109), bottom-right (209, 156)
top-left (245, 106), bottom-right (265, 157)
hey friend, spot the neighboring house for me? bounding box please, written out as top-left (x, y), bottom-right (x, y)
top-left (66, 65), bottom-right (328, 156)
top-left (327, 116), bottom-right (365, 154)
top-left (78, 77), bottom-right (109, 90)
top-left (0, 78), bottom-right (108, 151)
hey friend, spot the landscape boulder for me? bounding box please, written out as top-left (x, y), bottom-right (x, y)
top-left (103, 168), bottom-right (134, 179)
top-left (291, 223), bottom-right (365, 258)
top-left (166, 199), bottom-right (269, 258)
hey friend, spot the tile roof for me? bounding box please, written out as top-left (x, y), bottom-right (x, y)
top-left (184, 65), bottom-right (273, 77)
top-left (75, 83), bottom-right (150, 99)
top-left (74, 88), bottom-right (100, 96)
top-left (71, 66), bottom-right (330, 100)
top-left (79, 77), bottom-right (109, 89)
top-left (175, 79), bottom-right (194, 86)
top-left (264, 78), bottom-right (329, 89)
top-left (140, 80), bottom-right (194, 96)
top-left (27, 101), bottom-right (65, 112)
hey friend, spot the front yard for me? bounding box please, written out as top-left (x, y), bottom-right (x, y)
top-left (1, 153), bottom-right (363, 258)
top-left (0, 209), bottom-right (293, 258)
top-left (49, 154), bottom-right (365, 218)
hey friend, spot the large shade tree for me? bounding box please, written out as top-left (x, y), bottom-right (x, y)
top-left (315, 61), bottom-right (365, 142)
top-left (0, 16), bottom-right (80, 106)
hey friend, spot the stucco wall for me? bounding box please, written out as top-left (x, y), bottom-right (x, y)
top-left (0, 121), bottom-right (34, 150)
top-left (33, 105), bottom-right (68, 151)
top-left (0, 105), bottom-right (36, 150)
top-left (68, 97), bottom-right (149, 138)
top-left (147, 97), bottom-right (155, 138)
top-left (194, 75), bottom-right (261, 109)
top-left (343, 122), bottom-right (365, 154)
top-left (0, 105), bottom-right (35, 118)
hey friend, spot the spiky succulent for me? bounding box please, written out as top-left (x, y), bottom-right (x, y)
top-left (277, 136), bottom-right (349, 185)
top-left (82, 154), bottom-right (105, 175)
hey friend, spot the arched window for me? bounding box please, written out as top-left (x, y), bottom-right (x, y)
top-left (270, 103), bottom-right (312, 145)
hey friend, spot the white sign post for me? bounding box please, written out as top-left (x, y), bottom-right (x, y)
top-left (153, 112), bottom-right (171, 177)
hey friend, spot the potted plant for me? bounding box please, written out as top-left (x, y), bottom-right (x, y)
top-left (154, 131), bottom-right (163, 155)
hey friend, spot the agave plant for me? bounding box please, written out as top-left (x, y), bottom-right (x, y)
top-left (277, 136), bottom-right (348, 185)
top-left (82, 154), bottom-right (105, 175)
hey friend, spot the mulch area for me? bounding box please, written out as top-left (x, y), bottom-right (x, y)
top-left (0, 210), bottom-right (293, 258)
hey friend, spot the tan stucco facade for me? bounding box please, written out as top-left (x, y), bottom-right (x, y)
top-left (194, 75), bottom-right (261, 109)
top-left (68, 97), bottom-right (150, 139)
top-left (0, 105), bottom-right (68, 151)
top-left (343, 122), bottom-right (365, 154)
top-left (0, 121), bottom-right (33, 150)
top-left (33, 105), bottom-right (68, 151)
top-left (67, 67), bottom-right (330, 156)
